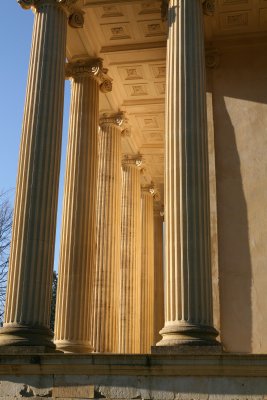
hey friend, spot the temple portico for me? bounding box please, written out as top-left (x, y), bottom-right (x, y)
top-left (0, 0), bottom-right (224, 353)
top-left (2, 0), bottom-right (267, 366)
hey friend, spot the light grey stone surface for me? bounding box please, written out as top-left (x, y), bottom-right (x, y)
top-left (0, 375), bottom-right (52, 397)
top-left (1, 375), bottom-right (267, 399)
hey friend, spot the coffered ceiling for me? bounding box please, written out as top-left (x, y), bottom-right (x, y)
top-left (67, 0), bottom-right (267, 202)
top-left (211, 0), bottom-right (267, 39)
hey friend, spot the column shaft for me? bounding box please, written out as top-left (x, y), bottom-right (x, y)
top-left (119, 158), bottom-right (142, 354)
top-left (153, 209), bottom-right (164, 344)
top-left (91, 115), bottom-right (123, 353)
top-left (54, 75), bottom-right (99, 353)
top-left (1, 2), bottom-right (67, 349)
top-left (140, 189), bottom-right (154, 353)
top-left (158, 0), bottom-right (219, 347)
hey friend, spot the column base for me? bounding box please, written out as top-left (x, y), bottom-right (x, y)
top-left (54, 340), bottom-right (93, 354)
top-left (0, 324), bottom-right (56, 351)
top-left (155, 322), bottom-right (220, 349)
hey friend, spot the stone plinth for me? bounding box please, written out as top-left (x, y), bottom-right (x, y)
top-left (0, 354), bottom-right (267, 399)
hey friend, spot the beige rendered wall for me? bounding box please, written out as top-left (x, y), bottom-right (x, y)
top-left (211, 42), bottom-right (267, 353)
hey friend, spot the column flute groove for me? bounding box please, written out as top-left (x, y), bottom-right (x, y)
top-left (156, 0), bottom-right (220, 349)
top-left (54, 59), bottom-right (112, 353)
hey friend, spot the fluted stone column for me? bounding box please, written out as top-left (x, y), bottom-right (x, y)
top-left (119, 155), bottom-right (142, 354)
top-left (91, 113), bottom-right (127, 353)
top-left (54, 59), bottom-right (112, 353)
top-left (153, 204), bottom-right (164, 344)
top-left (157, 0), bottom-right (219, 348)
top-left (0, 0), bottom-right (77, 349)
top-left (140, 186), bottom-right (155, 353)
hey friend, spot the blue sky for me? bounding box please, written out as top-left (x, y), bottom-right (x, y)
top-left (0, 2), bottom-right (70, 271)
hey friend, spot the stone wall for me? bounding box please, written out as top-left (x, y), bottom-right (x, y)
top-left (1, 374), bottom-right (267, 399)
top-left (211, 41), bottom-right (267, 353)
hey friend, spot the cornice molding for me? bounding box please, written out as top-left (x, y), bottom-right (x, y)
top-left (66, 58), bottom-right (112, 91)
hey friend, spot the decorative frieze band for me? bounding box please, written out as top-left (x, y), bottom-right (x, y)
top-left (17, 0), bottom-right (84, 28)
top-left (65, 59), bottom-right (112, 92)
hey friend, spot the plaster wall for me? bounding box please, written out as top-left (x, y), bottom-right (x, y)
top-left (212, 43), bottom-right (267, 353)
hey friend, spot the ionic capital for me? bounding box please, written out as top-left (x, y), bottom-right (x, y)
top-left (202, 0), bottom-right (215, 16)
top-left (161, 1), bottom-right (215, 20)
top-left (122, 154), bottom-right (143, 169)
top-left (141, 184), bottom-right (160, 201)
top-left (66, 59), bottom-right (112, 91)
top-left (100, 112), bottom-right (128, 133)
top-left (17, 0), bottom-right (84, 28)
top-left (18, 0), bottom-right (75, 9)
top-left (68, 9), bottom-right (85, 28)
top-left (205, 48), bottom-right (220, 69)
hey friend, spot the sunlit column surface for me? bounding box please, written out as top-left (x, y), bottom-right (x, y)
top-left (140, 185), bottom-right (156, 353)
top-left (91, 112), bottom-right (128, 353)
top-left (119, 155), bottom-right (142, 354)
top-left (157, 0), bottom-right (219, 348)
top-left (0, 0), bottom-right (75, 349)
top-left (54, 59), bottom-right (112, 353)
